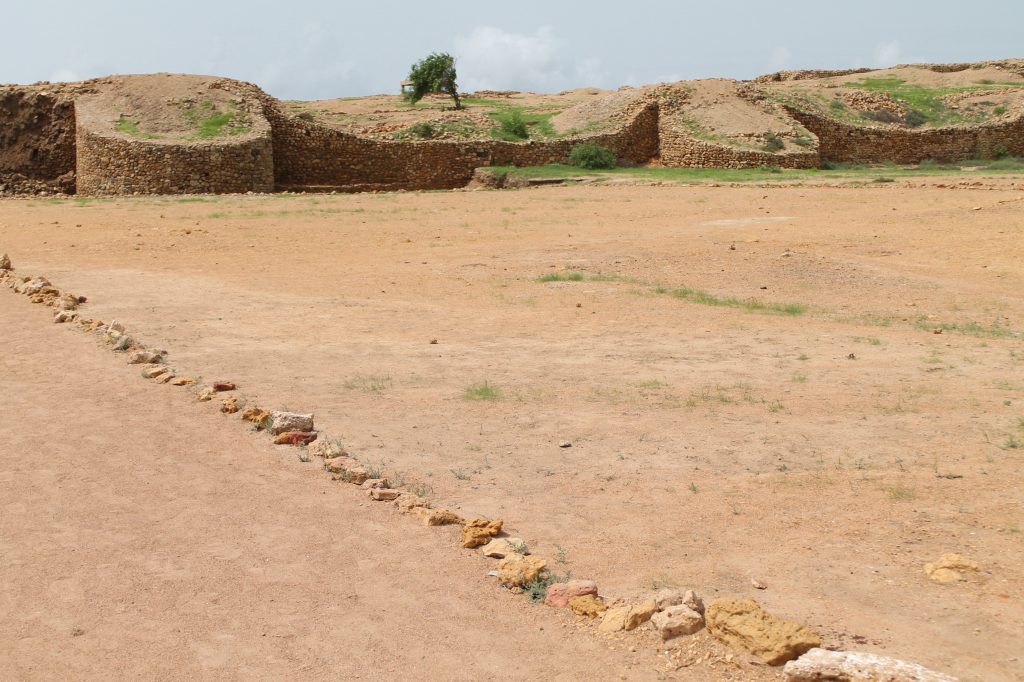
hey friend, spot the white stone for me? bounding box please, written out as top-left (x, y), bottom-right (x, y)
top-left (650, 604), bottom-right (704, 640)
top-left (270, 411), bottom-right (315, 435)
top-left (783, 648), bottom-right (958, 682)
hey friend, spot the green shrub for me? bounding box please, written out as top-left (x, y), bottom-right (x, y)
top-left (569, 143), bottom-right (616, 169)
top-left (862, 109), bottom-right (903, 125)
top-left (498, 110), bottom-right (529, 140)
top-left (903, 109), bottom-right (927, 127)
top-left (993, 144), bottom-right (1008, 159)
top-left (762, 132), bottom-right (784, 152)
top-left (409, 122), bottom-right (436, 139)
top-left (993, 105), bottom-right (1007, 116)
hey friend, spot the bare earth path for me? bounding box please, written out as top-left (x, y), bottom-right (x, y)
top-left (0, 296), bottom-right (666, 681)
top-left (1, 179), bottom-right (1023, 680)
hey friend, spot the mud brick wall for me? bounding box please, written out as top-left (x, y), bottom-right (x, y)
top-left (0, 89), bottom-right (76, 193)
top-left (788, 109), bottom-right (1024, 164)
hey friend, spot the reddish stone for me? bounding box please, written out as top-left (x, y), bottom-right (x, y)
top-left (273, 431), bottom-right (318, 446)
top-left (212, 380), bottom-right (236, 392)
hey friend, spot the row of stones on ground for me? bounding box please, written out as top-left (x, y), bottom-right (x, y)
top-left (0, 252), bottom-right (964, 681)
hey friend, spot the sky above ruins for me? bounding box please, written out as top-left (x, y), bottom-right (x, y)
top-left (7, 1), bottom-right (1023, 99)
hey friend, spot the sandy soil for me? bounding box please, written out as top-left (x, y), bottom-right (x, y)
top-left (0, 293), bottom-right (676, 681)
top-left (2, 179), bottom-right (1023, 680)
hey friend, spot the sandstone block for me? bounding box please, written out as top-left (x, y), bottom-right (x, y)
top-left (413, 507), bottom-right (463, 526)
top-left (783, 648), bottom-right (958, 681)
top-left (169, 376), bottom-right (195, 386)
top-left (241, 406), bottom-right (270, 426)
top-left (480, 538), bottom-right (527, 559)
top-left (220, 397), bottom-right (240, 414)
top-left (706, 598), bottom-right (821, 665)
top-left (598, 606), bottom-right (630, 633)
top-left (625, 600), bottom-right (658, 630)
top-left (498, 555), bottom-right (546, 588)
top-left (462, 518), bottom-right (503, 548)
top-left (273, 431), bottom-right (318, 446)
top-left (544, 580), bottom-right (598, 608)
top-left (395, 495), bottom-right (431, 513)
top-left (212, 380), bottom-right (236, 392)
top-left (142, 365), bottom-right (169, 379)
top-left (360, 478), bottom-right (390, 490)
top-left (310, 439), bottom-right (347, 459)
top-left (569, 594), bottom-right (607, 618)
top-left (925, 554), bottom-right (980, 584)
top-left (369, 489), bottom-right (400, 501)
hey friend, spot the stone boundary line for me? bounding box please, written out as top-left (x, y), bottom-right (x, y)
top-left (0, 251), bottom-right (962, 681)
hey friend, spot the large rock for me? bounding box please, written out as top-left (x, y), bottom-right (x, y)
top-left (21, 277), bottom-right (50, 295)
top-left (497, 555), bottom-right (546, 587)
top-left (128, 349), bottom-right (164, 365)
top-left (270, 411), bottom-right (314, 435)
top-left (569, 594), bottom-right (607, 618)
top-left (651, 604), bottom-right (704, 640)
top-left (706, 598), bottom-right (821, 665)
top-left (0, 253), bottom-right (11, 270)
top-left (924, 554), bottom-right (980, 584)
top-left (241, 406), bottom-right (270, 426)
top-left (413, 507), bottom-right (463, 526)
top-left (783, 648), bottom-right (959, 681)
top-left (655, 588), bottom-right (705, 614)
top-left (544, 580), bottom-right (598, 608)
top-left (462, 518), bottom-right (503, 548)
top-left (273, 431), bottom-right (318, 446)
top-left (599, 600), bottom-right (658, 633)
top-left (310, 439), bottom-right (347, 459)
top-left (480, 538), bottom-right (527, 559)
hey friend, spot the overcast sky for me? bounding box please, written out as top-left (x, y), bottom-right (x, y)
top-left (5, 1), bottom-right (1022, 99)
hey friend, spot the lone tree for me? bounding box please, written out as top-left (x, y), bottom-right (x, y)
top-left (406, 52), bottom-right (462, 110)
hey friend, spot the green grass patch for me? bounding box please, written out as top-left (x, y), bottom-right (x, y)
top-left (181, 100), bottom-right (250, 139)
top-left (115, 115), bottom-right (161, 139)
top-left (842, 77), bottom-right (1009, 127)
top-left (464, 381), bottom-right (502, 401)
top-left (536, 271), bottom-right (625, 283)
top-left (488, 105), bottom-right (557, 141)
top-left (913, 318), bottom-right (1020, 339)
top-left (488, 157), bottom-right (1024, 186)
top-left (657, 286), bottom-right (806, 316)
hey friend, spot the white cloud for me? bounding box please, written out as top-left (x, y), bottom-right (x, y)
top-left (258, 22), bottom-right (355, 99)
top-left (874, 41), bottom-right (902, 67)
top-left (49, 68), bottom-right (82, 83)
top-left (454, 26), bottom-right (604, 92)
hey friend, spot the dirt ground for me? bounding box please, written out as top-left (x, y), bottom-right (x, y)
top-left (1, 179), bottom-right (1023, 680)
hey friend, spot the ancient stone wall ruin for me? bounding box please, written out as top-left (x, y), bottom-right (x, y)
top-left (657, 118), bottom-right (820, 170)
top-left (2, 74), bottom-right (1023, 196)
top-left (75, 114), bottom-right (274, 196)
top-left (265, 100), bottom-right (659, 192)
top-left (788, 108), bottom-right (1024, 164)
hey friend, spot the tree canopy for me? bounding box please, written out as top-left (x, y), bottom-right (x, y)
top-left (406, 52), bottom-right (462, 110)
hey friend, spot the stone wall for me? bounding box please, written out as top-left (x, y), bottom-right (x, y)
top-left (265, 100), bottom-right (660, 192)
top-left (657, 116), bottom-right (820, 170)
top-left (75, 101), bottom-right (274, 196)
top-left (787, 108), bottom-right (1024, 164)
